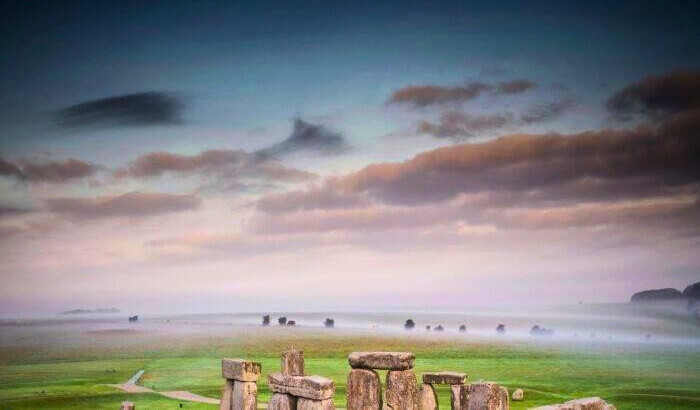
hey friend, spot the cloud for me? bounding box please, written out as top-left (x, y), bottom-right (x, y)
top-left (607, 70), bottom-right (700, 119)
top-left (417, 97), bottom-right (573, 139)
top-left (387, 79), bottom-right (536, 108)
top-left (256, 118), bottom-right (350, 157)
top-left (56, 92), bottom-right (184, 128)
top-left (520, 98), bottom-right (575, 123)
top-left (116, 149), bottom-right (316, 184)
top-left (46, 191), bottom-right (201, 220)
top-left (252, 110), bottom-right (700, 237)
top-left (0, 157), bottom-right (96, 183)
top-left (418, 112), bottom-right (515, 139)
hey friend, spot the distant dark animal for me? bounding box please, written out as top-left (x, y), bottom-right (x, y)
top-left (405, 319), bottom-right (415, 330)
top-left (530, 325), bottom-right (554, 336)
top-left (434, 325), bottom-right (444, 332)
top-left (262, 314), bottom-right (270, 326)
top-left (324, 318), bottom-right (335, 328)
top-left (287, 320), bottom-right (296, 326)
top-left (496, 324), bottom-right (505, 334)
top-left (426, 325), bottom-right (431, 331)
top-left (459, 324), bottom-right (466, 332)
top-left (128, 315), bottom-right (138, 322)
top-left (278, 316), bottom-right (287, 326)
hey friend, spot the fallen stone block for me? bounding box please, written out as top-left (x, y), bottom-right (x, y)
top-left (512, 389), bottom-right (523, 401)
top-left (222, 358), bottom-right (262, 382)
top-left (385, 369), bottom-right (418, 409)
top-left (348, 352), bottom-right (415, 370)
top-left (282, 350), bottom-right (305, 376)
top-left (267, 393), bottom-right (298, 410)
top-left (219, 379), bottom-right (234, 410)
top-left (268, 373), bottom-right (335, 400)
top-left (451, 384), bottom-right (469, 410)
top-left (297, 398), bottom-right (335, 410)
top-left (417, 383), bottom-right (438, 410)
top-left (531, 397), bottom-right (616, 410)
top-left (120, 402), bottom-right (135, 410)
top-left (422, 371), bottom-right (466, 385)
top-left (467, 382), bottom-right (508, 410)
top-left (346, 368), bottom-right (382, 410)
top-left (233, 381), bottom-right (257, 410)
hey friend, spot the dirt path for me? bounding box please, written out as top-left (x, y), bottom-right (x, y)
top-left (109, 370), bottom-right (221, 404)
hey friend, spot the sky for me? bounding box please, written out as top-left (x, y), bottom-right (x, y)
top-left (1, 0), bottom-right (699, 317)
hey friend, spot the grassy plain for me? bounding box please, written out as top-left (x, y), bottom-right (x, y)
top-left (0, 322), bottom-right (699, 410)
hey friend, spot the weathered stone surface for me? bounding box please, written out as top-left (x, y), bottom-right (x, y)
top-left (422, 371), bottom-right (466, 385)
top-left (348, 352), bottom-right (415, 370)
top-left (512, 389), bottom-right (523, 401)
top-left (385, 369), bottom-right (418, 409)
top-left (232, 381), bottom-right (257, 410)
top-left (267, 393), bottom-right (298, 410)
top-left (120, 402), bottom-right (135, 410)
top-left (219, 379), bottom-right (234, 410)
top-left (222, 358), bottom-right (262, 381)
top-left (268, 373), bottom-right (335, 400)
top-left (417, 383), bottom-right (438, 410)
top-left (499, 387), bottom-right (509, 409)
top-left (297, 398), bottom-right (335, 410)
top-left (451, 384), bottom-right (469, 410)
top-left (531, 397), bottom-right (616, 410)
top-left (347, 369), bottom-right (382, 410)
top-left (282, 350), bottom-right (305, 376)
top-left (467, 383), bottom-right (508, 410)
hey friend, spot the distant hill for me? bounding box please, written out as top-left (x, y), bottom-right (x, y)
top-left (630, 288), bottom-right (684, 302)
top-left (59, 308), bottom-right (121, 315)
top-left (684, 282), bottom-right (700, 299)
top-left (631, 282), bottom-right (700, 302)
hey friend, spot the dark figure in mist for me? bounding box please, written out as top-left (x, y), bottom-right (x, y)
top-left (287, 320), bottom-right (296, 326)
top-left (435, 324), bottom-right (444, 332)
top-left (262, 314), bottom-right (270, 326)
top-left (405, 319), bottom-right (415, 330)
top-left (426, 325), bottom-right (431, 331)
top-left (459, 324), bottom-right (466, 332)
top-left (496, 324), bottom-right (506, 334)
top-left (324, 318), bottom-right (335, 328)
top-left (278, 316), bottom-right (287, 326)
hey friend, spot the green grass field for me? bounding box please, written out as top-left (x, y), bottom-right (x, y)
top-left (1, 324), bottom-right (699, 409)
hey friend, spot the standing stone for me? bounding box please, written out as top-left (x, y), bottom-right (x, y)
top-left (282, 350), bottom-right (305, 376)
top-left (417, 383), bottom-right (438, 410)
top-left (467, 382), bottom-right (508, 410)
top-left (232, 381), bottom-right (257, 410)
top-left (512, 389), bottom-right (523, 401)
top-left (451, 384), bottom-right (469, 410)
top-left (422, 371), bottom-right (466, 385)
top-left (268, 373), bottom-right (335, 400)
top-left (222, 359), bottom-right (262, 382)
top-left (347, 369), bottom-right (382, 410)
top-left (385, 369), bottom-right (418, 409)
top-left (348, 352), bottom-right (415, 370)
top-left (499, 387), bottom-right (509, 409)
top-left (297, 398), bottom-right (335, 410)
top-left (219, 379), bottom-right (235, 410)
top-left (120, 402), bottom-right (135, 410)
top-left (268, 393), bottom-right (298, 410)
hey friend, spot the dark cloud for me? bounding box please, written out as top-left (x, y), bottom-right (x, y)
top-left (116, 149), bottom-right (316, 184)
top-left (607, 70), bottom-right (700, 119)
top-left (387, 79), bottom-right (536, 108)
top-left (0, 204), bottom-right (35, 217)
top-left (256, 118), bottom-right (350, 157)
top-left (495, 79), bottom-right (537, 95)
top-left (418, 112), bottom-right (514, 139)
top-left (0, 157), bottom-right (96, 183)
top-left (46, 192), bottom-right (201, 220)
top-left (56, 92), bottom-right (184, 128)
top-left (520, 98), bottom-right (575, 124)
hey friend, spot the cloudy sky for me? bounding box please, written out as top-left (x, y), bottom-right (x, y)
top-left (1, 1), bottom-right (699, 316)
